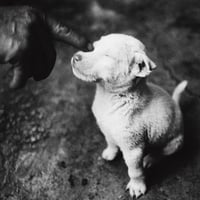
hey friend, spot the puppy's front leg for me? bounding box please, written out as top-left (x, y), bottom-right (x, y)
top-left (123, 148), bottom-right (146, 198)
top-left (102, 135), bottom-right (118, 161)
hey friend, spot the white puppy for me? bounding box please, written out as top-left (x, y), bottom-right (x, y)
top-left (71, 34), bottom-right (187, 198)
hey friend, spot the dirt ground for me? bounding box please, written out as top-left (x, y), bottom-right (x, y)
top-left (0, 0), bottom-right (200, 199)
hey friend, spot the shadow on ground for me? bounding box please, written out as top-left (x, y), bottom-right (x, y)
top-left (0, 0), bottom-right (200, 199)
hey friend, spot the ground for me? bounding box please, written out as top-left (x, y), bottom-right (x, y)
top-left (0, 0), bottom-right (200, 199)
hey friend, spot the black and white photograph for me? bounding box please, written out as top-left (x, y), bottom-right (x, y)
top-left (0, 0), bottom-right (200, 199)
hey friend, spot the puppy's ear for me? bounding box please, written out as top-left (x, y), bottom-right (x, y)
top-left (129, 52), bottom-right (156, 77)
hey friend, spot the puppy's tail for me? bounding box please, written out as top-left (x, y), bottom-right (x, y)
top-left (172, 80), bottom-right (188, 104)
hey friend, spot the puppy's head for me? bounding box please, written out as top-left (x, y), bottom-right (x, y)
top-left (71, 34), bottom-right (156, 89)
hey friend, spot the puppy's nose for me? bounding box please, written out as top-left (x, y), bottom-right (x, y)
top-left (73, 54), bottom-right (82, 63)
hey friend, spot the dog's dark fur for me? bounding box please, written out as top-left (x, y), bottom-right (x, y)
top-left (0, 6), bottom-right (91, 88)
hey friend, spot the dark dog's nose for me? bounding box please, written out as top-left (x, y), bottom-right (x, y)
top-left (73, 54), bottom-right (82, 63)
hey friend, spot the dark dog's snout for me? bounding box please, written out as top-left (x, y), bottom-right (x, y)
top-left (73, 54), bottom-right (82, 63)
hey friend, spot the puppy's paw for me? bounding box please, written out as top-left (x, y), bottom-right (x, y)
top-left (126, 178), bottom-right (147, 198)
top-left (102, 147), bottom-right (118, 161)
top-left (143, 154), bottom-right (155, 169)
top-left (143, 154), bottom-right (161, 169)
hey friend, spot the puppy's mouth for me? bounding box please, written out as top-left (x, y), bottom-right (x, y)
top-left (72, 65), bottom-right (98, 82)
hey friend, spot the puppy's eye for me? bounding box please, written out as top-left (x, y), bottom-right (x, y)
top-left (104, 54), bottom-right (116, 61)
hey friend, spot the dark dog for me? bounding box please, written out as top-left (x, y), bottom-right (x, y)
top-left (0, 6), bottom-right (92, 88)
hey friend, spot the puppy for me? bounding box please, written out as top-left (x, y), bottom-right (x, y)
top-left (71, 34), bottom-right (187, 198)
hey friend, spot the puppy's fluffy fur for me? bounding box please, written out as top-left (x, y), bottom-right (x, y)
top-left (71, 34), bottom-right (187, 198)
